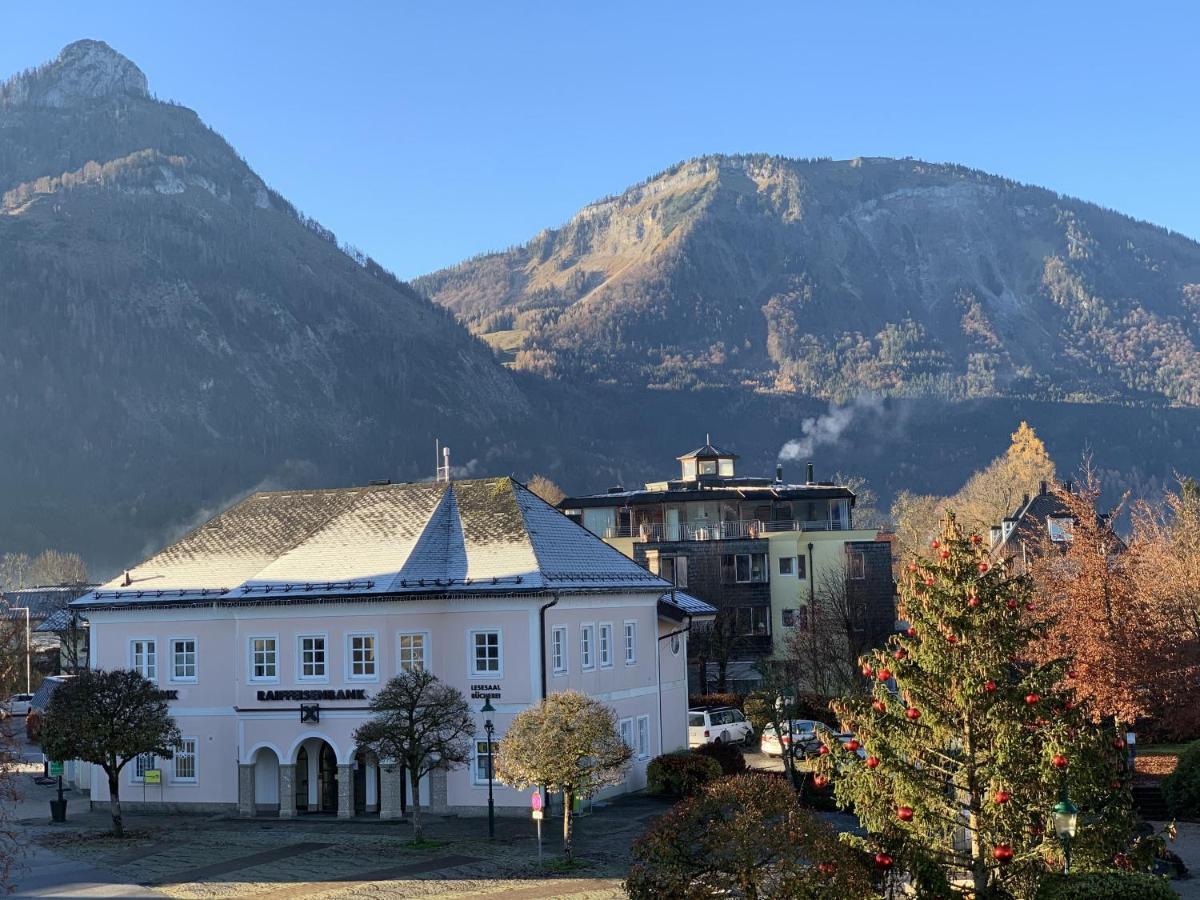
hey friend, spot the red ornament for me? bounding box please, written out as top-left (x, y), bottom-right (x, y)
top-left (906, 707), bottom-right (922, 720)
top-left (905, 626), bottom-right (918, 638)
top-left (968, 596), bottom-right (980, 607)
top-left (1006, 599), bottom-right (1018, 609)
top-left (978, 562), bottom-right (990, 573)
top-left (984, 680), bottom-right (997, 693)
top-left (862, 664), bottom-right (873, 677)
top-left (1067, 669), bottom-right (1078, 679)
top-left (1113, 737), bottom-right (1126, 749)
top-left (1110, 779), bottom-right (1122, 791)
top-left (993, 844), bottom-right (1014, 863)
top-left (971, 534), bottom-right (982, 544)
top-left (897, 806), bottom-right (914, 822)
top-left (818, 861), bottom-right (836, 877)
top-left (813, 774), bottom-right (829, 788)
top-left (940, 549), bottom-right (951, 559)
top-left (1052, 753), bottom-right (1068, 769)
top-left (845, 739), bottom-right (860, 752)
top-left (931, 540), bottom-right (940, 550)
top-left (946, 633), bottom-right (958, 645)
top-left (818, 745), bottom-right (830, 756)
top-left (866, 756), bottom-right (880, 769)
top-left (1025, 602), bottom-right (1036, 611)
top-left (925, 577), bottom-right (935, 586)
top-left (994, 790), bottom-right (1011, 804)
top-left (877, 669), bottom-right (892, 681)
top-left (1025, 693), bottom-right (1041, 705)
top-left (874, 852), bottom-right (893, 869)
top-left (872, 699), bottom-right (887, 713)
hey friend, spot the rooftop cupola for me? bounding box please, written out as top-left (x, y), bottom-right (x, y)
top-left (677, 434), bottom-right (738, 482)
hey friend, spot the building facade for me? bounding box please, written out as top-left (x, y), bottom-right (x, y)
top-left (73, 478), bottom-right (713, 817)
top-left (560, 441), bottom-right (895, 692)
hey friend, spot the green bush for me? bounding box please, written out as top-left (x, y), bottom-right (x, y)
top-left (1034, 871), bottom-right (1175, 899)
top-left (692, 741), bottom-right (746, 776)
top-left (688, 692), bottom-right (742, 710)
top-left (646, 752), bottom-right (721, 797)
top-left (1162, 740), bottom-right (1200, 819)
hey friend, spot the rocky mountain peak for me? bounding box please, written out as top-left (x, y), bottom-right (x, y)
top-left (1, 39), bottom-right (148, 109)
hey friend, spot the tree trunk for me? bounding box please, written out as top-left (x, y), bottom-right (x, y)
top-left (562, 788), bottom-right (574, 860)
top-left (717, 657), bottom-right (728, 693)
top-left (107, 771), bottom-right (124, 838)
top-left (408, 767), bottom-right (423, 843)
top-left (964, 716), bottom-right (988, 895)
top-left (697, 654), bottom-right (708, 695)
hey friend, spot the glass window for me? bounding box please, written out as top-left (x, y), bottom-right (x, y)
top-left (398, 633), bottom-right (427, 673)
top-left (796, 554), bottom-right (807, 579)
top-left (133, 752), bottom-right (157, 782)
top-left (733, 553), bottom-right (768, 583)
top-left (698, 460), bottom-right (717, 475)
top-left (472, 630), bottom-right (501, 675)
top-left (1048, 517), bottom-right (1075, 542)
top-left (174, 738), bottom-right (197, 783)
top-left (735, 554), bottom-right (750, 582)
top-left (473, 739), bottom-right (493, 784)
top-left (782, 608), bottom-right (796, 627)
top-left (682, 459), bottom-right (697, 480)
top-left (552, 626), bottom-right (567, 674)
top-left (171, 639), bottom-right (196, 681)
top-left (619, 718), bottom-right (634, 750)
top-left (778, 556), bottom-right (794, 576)
top-left (250, 637), bottom-right (277, 680)
top-left (718, 459), bottom-right (734, 477)
top-left (848, 551), bottom-right (866, 580)
top-left (299, 635), bottom-right (326, 679)
top-left (735, 607), bottom-right (771, 636)
top-left (349, 635), bottom-right (376, 678)
top-left (688, 713), bottom-right (705, 727)
top-left (623, 621), bottom-right (636, 665)
top-left (599, 623), bottom-right (613, 667)
top-left (131, 640), bottom-right (156, 680)
top-left (580, 624), bottom-right (594, 670)
top-left (751, 553), bottom-right (766, 582)
top-left (637, 716), bottom-right (650, 758)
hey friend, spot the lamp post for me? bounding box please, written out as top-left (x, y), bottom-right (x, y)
top-left (8, 606), bottom-right (30, 694)
top-left (1052, 790), bottom-right (1079, 875)
top-left (481, 697), bottom-right (496, 840)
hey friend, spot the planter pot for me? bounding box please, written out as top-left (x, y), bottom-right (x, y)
top-left (49, 798), bottom-right (67, 822)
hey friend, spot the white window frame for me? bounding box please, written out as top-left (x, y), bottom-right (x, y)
top-left (397, 631), bottom-right (430, 674)
top-left (130, 638), bottom-right (157, 681)
top-left (598, 622), bottom-right (613, 668)
top-left (248, 635), bottom-right (279, 683)
top-left (619, 717), bottom-right (634, 751)
top-left (1048, 516), bottom-right (1075, 543)
top-left (551, 625), bottom-right (567, 675)
top-left (472, 737), bottom-right (495, 785)
top-left (168, 636), bottom-right (197, 683)
top-left (173, 737), bottom-right (198, 784)
top-left (636, 715), bottom-right (651, 759)
top-left (346, 632), bottom-right (379, 681)
top-left (623, 620), bottom-right (637, 666)
top-left (296, 633), bottom-right (328, 682)
top-left (580, 623), bottom-right (595, 671)
top-left (778, 556), bottom-right (795, 576)
top-left (131, 752), bottom-right (158, 784)
top-left (469, 629), bottom-right (503, 678)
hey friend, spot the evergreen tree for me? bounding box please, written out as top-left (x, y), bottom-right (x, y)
top-left (816, 515), bottom-right (1132, 898)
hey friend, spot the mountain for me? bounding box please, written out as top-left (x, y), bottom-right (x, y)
top-left (0, 41), bottom-right (528, 570)
top-left (416, 155), bottom-right (1200, 406)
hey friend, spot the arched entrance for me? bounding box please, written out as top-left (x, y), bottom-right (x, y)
top-left (353, 749), bottom-right (380, 815)
top-left (294, 738), bottom-right (339, 814)
top-left (252, 746), bottom-right (279, 812)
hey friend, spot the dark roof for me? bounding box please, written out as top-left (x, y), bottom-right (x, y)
top-left (73, 478), bottom-right (672, 611)
top-left (993, 487), bottom-right (1124, 557)
top-left (31, 675), bottom-right (74, 712)
top-left (563, 482), bottom-right (855, 509)
top-left (677, 440), bottom-right (738, 461)
top-left (2, 585), bottom-right (95, 622)
top-left (658, 590), bottom-right (718, 622)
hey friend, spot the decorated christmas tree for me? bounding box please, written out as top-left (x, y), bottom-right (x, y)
top-left (815, 515), bottom-right (1133, 898)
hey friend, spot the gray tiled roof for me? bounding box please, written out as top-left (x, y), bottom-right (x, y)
top-left (659, 590), bottom-right (717, 618)
top-left (74, 478), bottom-right (670, 609)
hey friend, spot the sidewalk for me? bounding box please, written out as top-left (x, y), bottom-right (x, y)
top-left (10, 842), bottom-right (165, 898)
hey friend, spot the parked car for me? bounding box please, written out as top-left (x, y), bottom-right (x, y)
top-left (688, 707), bottom-right (754, 747)
top-left (2, 694), bottom-right (34, 717)
top-left (759, 719), bottom-right (821, 757)
top-left (793, 723), bottom-right (865, 759)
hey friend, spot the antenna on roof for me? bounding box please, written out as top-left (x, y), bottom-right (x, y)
top-left (706, 432), bottom-right (711, 445)
top-left (435, 443), bottom-right (451, 483)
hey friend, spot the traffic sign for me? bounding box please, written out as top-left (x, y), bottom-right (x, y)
top-left (531, 790), bottom-right (542, 812)
top-left (532, 810), bottom-right (543, 820)
top-left (48, 760), bottom-right (63, 777)
top-left (143, 769), bottom-right (161, 785)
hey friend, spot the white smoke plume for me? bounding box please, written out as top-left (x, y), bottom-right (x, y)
top-left (778, 394), bottom-right (884, 462)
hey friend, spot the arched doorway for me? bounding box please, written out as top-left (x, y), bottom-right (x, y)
top-left (252, 747), bottom-right (279, 813)
top-left (353, 749), bottom-right (380, 815)
top-left (294, 738), bottom-right (339, 814)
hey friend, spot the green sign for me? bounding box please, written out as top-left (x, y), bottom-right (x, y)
top-left (143, 769), bottom-right (161, 785)
top-left (48, 760), bottom-right (63, 777)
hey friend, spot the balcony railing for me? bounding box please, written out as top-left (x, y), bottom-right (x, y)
top-left (604, 519), bottom-right (848, 541)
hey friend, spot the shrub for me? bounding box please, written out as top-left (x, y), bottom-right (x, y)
top-left (1162, 740), bottom-right (1200, 819)
top-left (25, 708), bottom-right (42, 743)
top-left (688, 692), bottom-right (742, 710)
top-left (626, 773), bottom-right (876, 899)
top-left (646, 752), bottom-right (721, 797)
top-left (1034, 871), bottom-right (1175, 899)
top-left (693, 741), bottom-right (746, 776)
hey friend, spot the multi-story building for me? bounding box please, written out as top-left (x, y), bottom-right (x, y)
top-left (560, 440), bottom-right (895, 692)
top-left (72, 477), bottom-right (713, 817)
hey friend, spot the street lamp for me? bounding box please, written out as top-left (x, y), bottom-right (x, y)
top-left (7, 606), bottom-right (31, 694)
top-left (481, 697), bottom-right (496, 840)
top-left (1053, 794), bottom-right (1079, 874)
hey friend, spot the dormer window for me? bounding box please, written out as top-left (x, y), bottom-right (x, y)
top-left (718, 459), bottom-right (734, 477)
top-left (677, 436), bottom-right (738, 482)
top-left (1047, 517), bottom-right (1075, 543)
top-left (699, 460), bottom-right (717, 476)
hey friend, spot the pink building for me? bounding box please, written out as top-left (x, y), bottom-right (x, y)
top-left (73, 477), bottom-right (713, 817)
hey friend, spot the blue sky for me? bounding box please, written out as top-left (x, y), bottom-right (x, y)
top-left (2, 2), bottom-right (1197, 279)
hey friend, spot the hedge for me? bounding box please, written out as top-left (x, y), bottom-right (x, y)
top-left (692, 741), bottom-right (746, 776)
top-left (1034, 871), bottom-right (1175, 899)
top-left (646, 752), bottom-right (722, 797)
top-left (688, 693), bottom-right (742, 710)
top-left (1162, 739), bottom-right (1200, 819)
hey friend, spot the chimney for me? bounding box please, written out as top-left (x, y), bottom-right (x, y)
top-left (775, 464), bottom-right (783, 484)
top-left (122, 570), bottom-right (132, 587)
top-left (806, 462), bottom-right (815, 484)
top-left (1039, 480), bottom-right (1048, 496)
